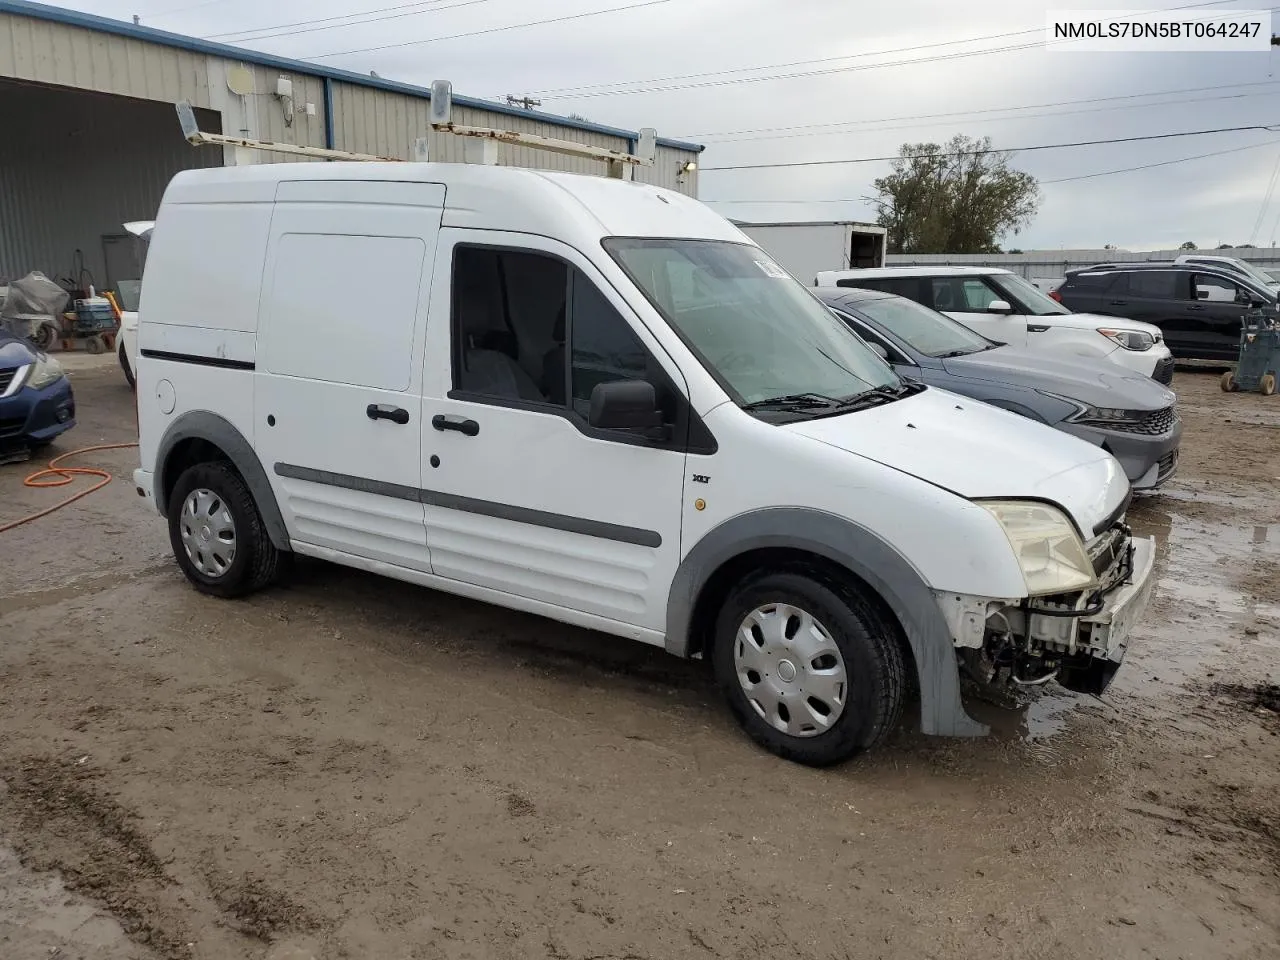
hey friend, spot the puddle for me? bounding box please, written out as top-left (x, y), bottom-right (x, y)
top-left (0, 562), bottom-right (173, 616)
top-left (0, 844), bottom-right (139, 959)
top-left (1022, 691), bottom-right (1083, 740)
top-left (1113, 508), bottom-right (1279, 695)
top-left (1150, 487), bottom-right (1277, 513)
top-left (966, 503), bottom-right (1279, 747)
top-left (960, 687), bottom-right (1089, 766)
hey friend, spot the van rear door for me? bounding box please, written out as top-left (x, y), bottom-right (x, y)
top-left (253, 180), bottom-right (445, 571)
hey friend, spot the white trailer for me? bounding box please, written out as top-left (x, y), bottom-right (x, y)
top-left (734, 221), bottom-right (887, 286)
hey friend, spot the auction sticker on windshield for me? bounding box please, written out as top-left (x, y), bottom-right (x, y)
top-left (753, 259), bottom-right (791, 280)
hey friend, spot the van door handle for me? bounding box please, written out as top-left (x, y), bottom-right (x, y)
top-left (367, 404), bottom-right (410, 425)
top-left (1186, 304), bottom-right (1207, 312)
top-left (1108, 300), bottom-right (1128, 306)
top-left (432, 414), bottom-right (480, 437)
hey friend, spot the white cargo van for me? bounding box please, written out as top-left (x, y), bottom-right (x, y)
top-left (133, 163), bottom-right (1156, 766)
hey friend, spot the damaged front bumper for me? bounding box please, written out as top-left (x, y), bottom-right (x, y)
top-left (937, 533), bottom-right (1157, 697)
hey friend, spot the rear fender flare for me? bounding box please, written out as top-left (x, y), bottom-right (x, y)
top-left (155, 411), bottom-right (290, 550)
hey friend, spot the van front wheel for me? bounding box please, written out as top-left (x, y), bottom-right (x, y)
top-left (712, 571), bottom-right (905, 766)
top-left (167, 461), bottom-right (284, 598)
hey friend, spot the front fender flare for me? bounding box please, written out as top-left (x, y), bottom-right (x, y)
top-left (666, 507), bottom-right (987, 738)
top-left (155, 410), bottom-right (290, 551)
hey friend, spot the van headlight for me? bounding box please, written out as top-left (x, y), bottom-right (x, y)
top-left (27, 354), bottom-right (65, 390)
top-left (980, 500), bottom-right (1097, 596)
top-left (1097, 328), bottom-right (1155, 351)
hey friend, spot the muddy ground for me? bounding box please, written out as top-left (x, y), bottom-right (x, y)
top-left (0, 356), bottom-right (1277, 960)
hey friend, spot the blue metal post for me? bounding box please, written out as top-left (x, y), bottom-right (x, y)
top-left (323, 77), bottom-right (335, 150)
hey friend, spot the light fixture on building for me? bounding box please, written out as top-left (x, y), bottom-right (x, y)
top-left (679, 160), bottom-right (697, 174)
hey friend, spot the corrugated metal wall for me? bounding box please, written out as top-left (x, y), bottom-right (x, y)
top-left (330, 82), bottom-right (700, 195)
top-left (236, 65), bottom-right (327, 163)
top-left (0, 6), bottom-right (704, 285)
top-left (0, 11), bottom-right (211, 106)
top-left (0, 78), bottom-right (222, 285)
top-left (0, 9), bottom-right (701, 185)
top-left (0, 11), bottom-right (331, 163)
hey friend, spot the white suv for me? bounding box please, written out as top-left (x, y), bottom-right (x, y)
top-left (816, 266), bottom-right (1175, 384)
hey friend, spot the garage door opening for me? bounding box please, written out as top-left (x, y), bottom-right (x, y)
top-left (0, 78), bottom-right (221, 298)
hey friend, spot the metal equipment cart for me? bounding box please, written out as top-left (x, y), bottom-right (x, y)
top-left (1221, 307), bottom-right (1279, 396)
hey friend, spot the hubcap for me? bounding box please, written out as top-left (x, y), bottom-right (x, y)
top-left (179, 488), bottom-right (237, 578)
top-left (734, 603), bottom-right (848, 738)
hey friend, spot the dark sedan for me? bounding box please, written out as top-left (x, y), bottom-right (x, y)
top-left (0, 328), bottom-right (76, 462)
top-left (814, 288), bottom-right (1182, 491)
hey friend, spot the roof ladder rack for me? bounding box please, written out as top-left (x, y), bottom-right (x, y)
top-left (175, 81), bottom-right (657, 177)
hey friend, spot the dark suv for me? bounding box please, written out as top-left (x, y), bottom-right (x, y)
top-left (1054, 262), bottom-right (1274, 360)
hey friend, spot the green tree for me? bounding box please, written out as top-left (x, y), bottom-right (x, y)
top-left (1180, 241), bottom-right (1198, 250)
top-left (872, 135), bottom-right (1040, 254)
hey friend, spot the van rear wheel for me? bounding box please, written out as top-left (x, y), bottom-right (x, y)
top-left (712, 571), bottom-right (905, 767)
top-left (167, 461), bottom-right (284, 598)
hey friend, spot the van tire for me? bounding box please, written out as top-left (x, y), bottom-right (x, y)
top-left (167, 461), bottom-right (284, 598)
top-left (712, 571), bottom-right (905, 767)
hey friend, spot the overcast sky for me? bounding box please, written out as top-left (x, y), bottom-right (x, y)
top-left (64, 0), bottom-right (1280, 250)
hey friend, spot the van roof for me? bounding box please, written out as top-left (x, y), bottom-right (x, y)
top-left (160, 163), bottom-right (746, 244)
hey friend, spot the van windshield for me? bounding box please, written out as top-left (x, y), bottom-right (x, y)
top-left (603, 238), bottom-right (901, 410)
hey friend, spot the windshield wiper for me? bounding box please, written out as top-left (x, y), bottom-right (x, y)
top-left (741, 392), bottom-right (840, 412)
top-left (835, 383), bottom-right (912, 410)
top-left (936, 348), bottom-right (977, 358)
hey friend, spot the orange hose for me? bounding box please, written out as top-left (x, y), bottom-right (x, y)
top-left (0, 442), bottom-right (140, 534)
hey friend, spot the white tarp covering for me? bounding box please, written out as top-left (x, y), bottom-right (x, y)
top-left (0, 271), bottom-right (68, 340)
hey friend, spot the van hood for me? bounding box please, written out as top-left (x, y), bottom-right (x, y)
top-left (943, 346), bottom-right (1176, 411)
top-left (784, 387), bottom-right (1128, 538)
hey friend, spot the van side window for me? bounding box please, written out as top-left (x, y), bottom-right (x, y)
top-left (453, 245), bottom-right (561, 403)
top-left (568, 273), bottom-right (651, 417)
top-left (263, 233), bottom-right (425, 390)
top-left (451, 244), bottom-right (671, 425)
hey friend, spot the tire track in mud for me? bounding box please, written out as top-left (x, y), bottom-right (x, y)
top-left (0, 756), bottom-right (189, 956)
top-left (0, 756), bottom-right (321, 958)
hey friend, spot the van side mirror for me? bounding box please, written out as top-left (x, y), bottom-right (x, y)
top-left (588, 380), bottom-right (665, 436)
top-left (1250, 298), bottom-right (1266, 309)
top-left (987, 300), bottom-right (1013, 314)
top-left (1196, 288), bottom-right (1210, 300)
top-left (869, 342), bottom-right (889, 361)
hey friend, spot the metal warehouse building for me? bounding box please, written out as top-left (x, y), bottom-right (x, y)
top-left (0, 0), bottom-right (703, 292)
